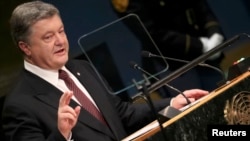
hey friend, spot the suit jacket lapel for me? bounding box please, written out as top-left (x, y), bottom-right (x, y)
top-left (65, 61), bottom-right (118, 139)
top-left (25, 70), bottom-right (62, 110)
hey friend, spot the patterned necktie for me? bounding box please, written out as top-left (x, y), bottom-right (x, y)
top-left (59, 69), bottom-right (107, 125)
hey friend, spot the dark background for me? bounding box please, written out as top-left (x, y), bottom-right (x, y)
top-left (1, 0), bottom-right (250, 140)
top-left (1, 0), bottom-right (250, 98)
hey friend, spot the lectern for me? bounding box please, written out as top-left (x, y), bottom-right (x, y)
top-left (123, 70), bottom-right (250, 141)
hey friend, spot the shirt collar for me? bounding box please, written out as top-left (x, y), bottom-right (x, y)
top-left (24, 60), bottom-right (66, 86)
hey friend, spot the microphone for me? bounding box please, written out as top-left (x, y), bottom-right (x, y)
top-left (129, 61), bottom-right (183, 140)
top-left (129, 61), bottom-right (171, 140)
top-left (141, 50), bottom-right (227, 84)
top-left (129, 61), bottom-right (191, 104)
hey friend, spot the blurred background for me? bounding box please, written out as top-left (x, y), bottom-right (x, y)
top-left (1, 0), bottom-right (250, 98)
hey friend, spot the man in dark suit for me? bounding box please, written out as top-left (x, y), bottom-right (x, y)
top-left (111, 0), bottom-right (226, 97)
top-left (2, 1), bottom-right (208, 141)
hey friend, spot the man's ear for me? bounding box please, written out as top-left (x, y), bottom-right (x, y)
top-left (18, 41), bottom-right (31, 56)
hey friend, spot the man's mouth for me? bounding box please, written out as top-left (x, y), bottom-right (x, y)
top-left (55, 48), bottom-right (65, 54)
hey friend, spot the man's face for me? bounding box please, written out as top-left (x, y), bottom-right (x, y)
top-left (20, 14), bottom-right (69, 70)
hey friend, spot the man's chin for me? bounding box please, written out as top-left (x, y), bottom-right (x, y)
top-left (56, 58), bottom-right (68, 67)
top-left (59, 55), bottom-right (68, 62)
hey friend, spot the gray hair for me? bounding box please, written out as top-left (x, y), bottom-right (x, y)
top-left (10, 1), bottom-right (60, 45)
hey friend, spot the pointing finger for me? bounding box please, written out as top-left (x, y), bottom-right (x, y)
top-left (59, 91), bottom-right (73, 107)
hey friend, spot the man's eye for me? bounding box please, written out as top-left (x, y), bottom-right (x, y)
top-left (59, 29), bottom-right (65, 35)
top-left (45, 36), bottom-right (51, 39)
top-left (44, 35), bottom-right (53, 41)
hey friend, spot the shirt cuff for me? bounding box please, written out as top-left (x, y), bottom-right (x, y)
top-left (170, 98), bottom-right (174, 107)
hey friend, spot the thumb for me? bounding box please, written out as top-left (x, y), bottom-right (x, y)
top-left (188, 98), bottom-right (195, 103)
top-left (75, 106), bottom-right (81, 118)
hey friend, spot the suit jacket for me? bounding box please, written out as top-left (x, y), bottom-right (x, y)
top-left (2, 59), bottom-right (170, 141)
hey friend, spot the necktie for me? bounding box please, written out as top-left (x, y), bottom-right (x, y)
top-left (59, 69), bottom-right (107, 125)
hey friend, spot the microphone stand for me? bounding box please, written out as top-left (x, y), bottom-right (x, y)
top-left (133, 76), bottom-right (168, 140)
top-left (146, 34), bottom-right (240, 95)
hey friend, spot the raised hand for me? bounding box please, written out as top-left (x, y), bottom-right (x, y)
top-left (58, 91), bottom-right (81, 139)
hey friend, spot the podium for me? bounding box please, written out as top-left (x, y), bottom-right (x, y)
top-left (123, 70), bottom-right (250, 141)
